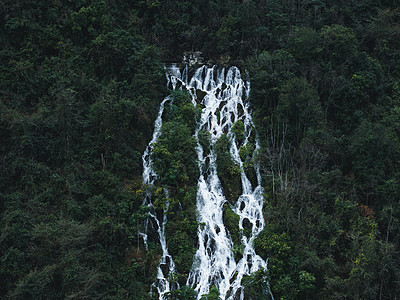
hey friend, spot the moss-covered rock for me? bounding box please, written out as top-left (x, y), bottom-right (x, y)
top-left (215, 134), bottom-right (242, 204)
top-left (223, 204), bottom-right (240, 244)
top-left (165, 215), bottom-right (198, 284)
top-left (231, 120), bottom-right (245, 144)
top-left (198, 129), bottom-right (211, 156)
top-left (222, 203), bottom-right (243, 262)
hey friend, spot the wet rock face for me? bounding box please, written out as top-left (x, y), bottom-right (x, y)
top-left (183, 51), bottom-right (204, 66)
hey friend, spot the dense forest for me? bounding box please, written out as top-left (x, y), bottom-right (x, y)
top-left (1, 0), bottom-right (399, 299)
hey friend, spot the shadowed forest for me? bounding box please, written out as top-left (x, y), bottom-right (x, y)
top-left (1, 0), bottom-right (400, 299)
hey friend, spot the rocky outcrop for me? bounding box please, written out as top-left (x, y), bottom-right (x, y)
top-left (183, 51), bottom-right (203, 66)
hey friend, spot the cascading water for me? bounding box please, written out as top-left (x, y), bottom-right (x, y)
top-left (142, 64), bottom-right (273, 299)
top-left (141, 95), bottom-right (179, 298)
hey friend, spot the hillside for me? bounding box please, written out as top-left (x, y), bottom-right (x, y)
top-left (1, 1), bottom-right (399, 299)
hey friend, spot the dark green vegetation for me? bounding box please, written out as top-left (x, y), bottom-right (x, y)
top-left (0, 1), bottom-right (165, 298)
top-left (1, 0), bottom-right (399, 299)
top-left (215, 134), bottom-right (242, 204)
top-left (151, 90), bottom-right (199, 283)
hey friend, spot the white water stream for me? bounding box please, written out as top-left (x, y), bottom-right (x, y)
top-left (142, 64), bottom-right (273, 299)
top-left (141, 95), bottom-right (179, 299)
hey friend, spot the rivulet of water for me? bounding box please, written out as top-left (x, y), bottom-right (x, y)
top-left (142, 64), bottom-right (273, 299)
top-left (141, 93), bottom-right (179, 299)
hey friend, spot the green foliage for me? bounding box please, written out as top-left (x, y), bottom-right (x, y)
top-left (276, 77), bottom-right (323, 145)
top-left (71, 0), bottom-right (110, 37)
top-left (298, 270), bottom-right (316, 294)
top-left (165, 215), bottom-right (198, 282)
top-left (1, 0), bottom-right (400, 298)
top-left (320, 24), bottom-right (358, 66)
top-left (286, 27), bottom-right (320, 64)
top-left (152, 122), bottom-right (198, 187)
top-left (247, 50), bottom-right (297, 141)
top-left (242, 269), bottom-right (272, 300)
top-left (149, 91), bottom-right (200, 284)
top-left (239, 143), bottom-right (253, 161)
top-left (231, 120), bottom-right (245, 144)
top-left (198, 129), bottom-right (211, 155)
top-left (0, 1), bottom-right (165, 297)
top-left (165, 285), bottom-right (197, 300)
top-left (254, 226), bottom-right (291, 280)
top-left (348, 119), bottom-right (400, 204)
top-left (216, 14), bottom-right (239, 53)
top-left (200, 285), bottom-right (219, 300)
top-left (215, 134), bottom-right (242, 204)
top-left (151, 91), bottom-right (199, 188)
top-left (223, 204), bottom-right (241, 256)
top-left (181, 186), bottom-right (198, 210)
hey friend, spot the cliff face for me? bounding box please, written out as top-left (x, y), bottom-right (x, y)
top-left (183, 52), bottom-right (204, 66)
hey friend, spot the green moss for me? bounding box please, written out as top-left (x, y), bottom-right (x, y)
top-left (215, 134), bottom-right (242, 204)
top-left (171, 89), bottom-right (192, 107)
top-left (181, 186), bottom-right (198, 210)
top-left (151, 91), bottom-right (200, 188)
top-left (242, 269), bottom-right (272, 300)
top-left (231, 120), bottom-right (245, 143)
top-left (223, 203), bottom-right (245, 262)
top-left (165, 215), bottom-right (198, 283)
top-left (243, 160), bottom-right (258, 188)
top-left (182, 103), bottom-right (197, 132)
top-left (151, 124), bottom-right (199, 187)
top-left (200, 285), bottom-right (219, 299)
top-left (164, 90), bottom-right (198, 133)
top-left (151, 90), bottom-right (201, 285)
top-left (239, 141), bottom-right (258, 187)
top-left (165, 285), bottom-right (197, 299)
top-left (239, 142), bottom-right (254, 161)
top-left (223, 204), bottom-right (241, 245)
top-left (198, 129), bottom-right (211, 155)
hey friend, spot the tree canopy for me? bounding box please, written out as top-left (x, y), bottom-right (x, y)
top-left (1, 0), bottom-right (400, 299)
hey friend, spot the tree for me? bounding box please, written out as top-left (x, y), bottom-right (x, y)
top-left (276, 77), bottom-right (323, 145)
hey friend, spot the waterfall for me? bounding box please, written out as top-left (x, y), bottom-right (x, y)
top-left (142, 64), bottom-right (273, 299)
top-left (141, 94), bottom-right (179, 298)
